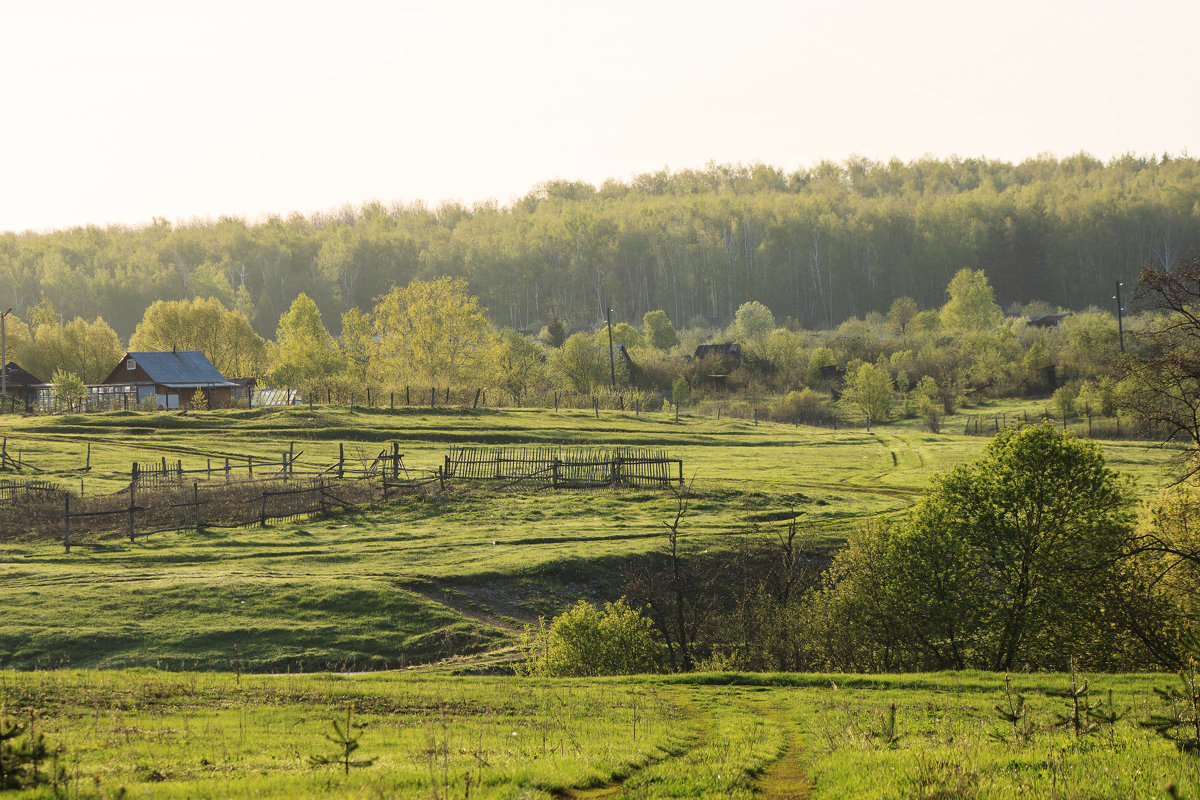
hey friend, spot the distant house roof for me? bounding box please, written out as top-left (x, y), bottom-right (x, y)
top-left (1027, 312), bottom-right (1073, 328)
top-left (1, 361), bottom-right (45, 390)
top-left (694, 342), bottom-right (743, 361)
top-left (102, 351), bottom-right (238, 388)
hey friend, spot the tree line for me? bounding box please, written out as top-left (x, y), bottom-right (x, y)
top-left (2, 153), bottom-right (1198, 340)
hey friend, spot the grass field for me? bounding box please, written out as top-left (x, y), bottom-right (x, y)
top-left (0, 402), bottom-right (1181, 672)
top-left (0, 404), bottom-right (1191, 797)
top-left (3, 668), bottom-right (1199, 798)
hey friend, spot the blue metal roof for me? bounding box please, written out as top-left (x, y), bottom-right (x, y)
top-left (126, 351), bottom-right (235, 387)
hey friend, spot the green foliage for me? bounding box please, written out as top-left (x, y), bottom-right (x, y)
top-left (0, 706), bottom-right (65, 792)
top-left (941, 268), bottom-right (1002, 333)
top-left (1142, 658), bottom-right (1200, 752)
top-left (370, 277), bottom-right (498, 390)
top-left (993, 674), bottom-right (1035, 744)
top-left (50, 368), bottom-right (86, 408)
top-left (517, 598), bottom-right (662, 677)
top-left (551, 332), bottom-right (609, 393)
top-left (642, 309), bottom-right (679, 350)
top-left (269, 293), bottom-right (346, 393)
top-left (541, 313), bottom-right (568, 348)
top-left (497, 328), bottom-right (546, 403)
top-left (22, 313), bottom-right (122, 385)
top-left (886, 296), bottom-right (919, 338)
top-left (671, 376), bottom-right (692, 406)
top-left (130, 297), bottom-right (267, 378)
top-left (309, 705), bottom-right (375, 775)
top-left (841, 360), bottom-right (895, 424)
top-left (1052, 385), bottom-right (1076, 421)
top-left (808, 423), bottom-right (1138, 671)
top-left (729, 301), bottom-right (776, 341)
top-left (1049, 658), bottom-right (1100, 739)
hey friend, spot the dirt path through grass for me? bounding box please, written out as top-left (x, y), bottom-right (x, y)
top-left (753, 700), bottom-right (813, 800)
top-left (557, 691), bottom-right (711, 800)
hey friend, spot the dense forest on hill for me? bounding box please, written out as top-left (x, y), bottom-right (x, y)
top-left (2, 153), bottom-right (1198, 338)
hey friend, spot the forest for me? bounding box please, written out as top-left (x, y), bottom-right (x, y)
top-left (2, 153), bottom-right (1198, 339)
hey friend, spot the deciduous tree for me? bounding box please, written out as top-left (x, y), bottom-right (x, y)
top-left (371, 277), bottom-right (497, 390)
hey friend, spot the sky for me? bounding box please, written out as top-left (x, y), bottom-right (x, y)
top-left (2, 0), bottom-right (1197, 234)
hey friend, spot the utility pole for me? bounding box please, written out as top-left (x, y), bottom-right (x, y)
top-left (1114, 281), bottom-right (1125, 353)
top-left (1, 307), bottom-right (12, 398)
top-left (606, 305), bottom-right (617, 389)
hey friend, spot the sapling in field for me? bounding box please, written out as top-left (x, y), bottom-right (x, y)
top-left (1050, 658), bottom-right (1099, 740)
top-left (0, 705), bottom-right (66, 791)
top-left (993, 673), bottom-right (1035, 745)
top-left (309, 705), bottom-right (375, 775)
top-left (1142, 657), bottom-right (1200, 752)
top-left (1088, 688), bottom-right (1130, 747)
top-left (873, 701), bottom-right (902, 749)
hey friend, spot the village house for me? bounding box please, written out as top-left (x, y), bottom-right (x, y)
top-left (100, 350), bottom-right (238, 410)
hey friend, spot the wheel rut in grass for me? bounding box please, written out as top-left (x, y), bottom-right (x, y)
top-left (554, 691), bottom-right (711, 800)
top-left (752, 700), bottom-right (813, 800)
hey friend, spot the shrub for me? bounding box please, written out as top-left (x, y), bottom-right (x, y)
top-left (517, 598), bottom-right (663, 677)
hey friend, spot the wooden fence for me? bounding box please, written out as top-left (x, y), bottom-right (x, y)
top-left (0, 478), bottom-right (58, 506)
top-left (442, 446), bottom-right (683, 489)
top-left (51, 476), bottom-right (397, 551)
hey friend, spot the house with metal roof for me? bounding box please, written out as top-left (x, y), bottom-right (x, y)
top-left (100, 351), bottom-right (238, 410)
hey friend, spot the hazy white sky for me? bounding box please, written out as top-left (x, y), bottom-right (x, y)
top-left (2, 0), bottom-right (1196, 233)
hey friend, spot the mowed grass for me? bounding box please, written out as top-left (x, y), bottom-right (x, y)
top-left (2, 668), bottom-right (1199, 799)
top-left (0, 403), bottom-right (1183, 671)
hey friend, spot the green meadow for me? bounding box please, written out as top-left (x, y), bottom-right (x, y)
top-left (0, 403), bottom-right (1190, 797)
top-left (3, 669), bottom-right (1199, 798)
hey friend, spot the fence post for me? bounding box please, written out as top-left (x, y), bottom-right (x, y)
top-left (392, 442), bottom-right (400, 479)
top-left (129, 482), bottom-right (136, 542)
top-left (367, 388), bottom-right (371, 407)
top-left (207, 458), bottom-right (211, 479)
top-left (225, 457), bottom-right (230, 482)
top-left (445, 387), bottom-right (450, 403)
top-left (63, 494), bottom-right (70, 553)
top-left (438, 466), bottom-right (445, 493)
top-left (338, 443), bottom-right (344, 479)
top-left (552, 457), bottom-right (560, 488)
top-left (473, 388), bottom-right (481, 409)
top-left (406, 386), bottom-right (410, 405)
top-left (177, 460), bottom-right (182, 485)
top-left (593, 397), bottom-right (599, 419)
top-left (260, 491), bottom-right (267, 527)
top-left (248, 457), bottom-right (254, 479)
top-left (431, 387), bottom-right (435, 407)
top-left (390, 392), bottom-right (394, 410)
top-left (193, 481), bottom-right (200, 531)
top-left (85, 442), bottom-right (91, 471)
top-left (319, 478), bottom-right (327, 514)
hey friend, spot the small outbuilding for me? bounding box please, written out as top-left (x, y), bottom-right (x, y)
top-left (100, 351), bottom-right (238, 410)
top-left (1, 362), bottom-right (45, 412)
top-left (693, 342), bottom-right (743, 366)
